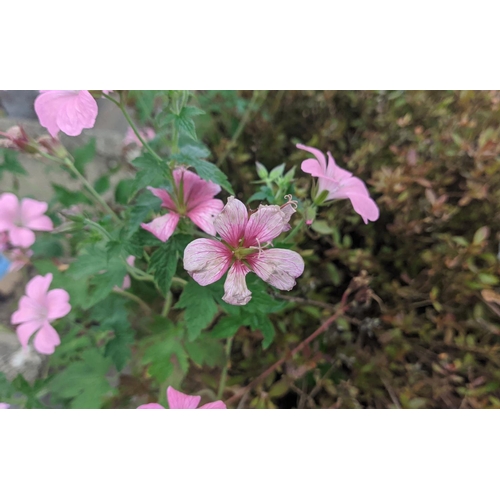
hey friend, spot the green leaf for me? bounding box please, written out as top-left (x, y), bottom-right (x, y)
top-left (68, 246), bottom-right (108, 279)
top-left (94, 175), bottom-right (110, 194)
top-left (52, 184), bottom-right (90, 207)
top-left (209, 315), bottom-right (242, 339)
top-left (104, 329), bottom-right (134, 371)
top-left (48, 349), bottom-right (115, 409)
top-left (0, 150), bottom-right (27, 177)
top-left (248, 314), bottom-right (276, 348)
top-left (184, 337), bottom-right (225, 367)
top-left (87, 264), bottom-right (127, 308)
top-left (148, 241), bottom-right (178, 295)
top-left (72, 138), bottom-right (96, 175)
top-left (127, 190), bottom-right (162, 236)
top-left (131, 153), bottom-right (171, 192)
top-left (115, 178), bottom-right (135, 204)
top-left (176, 280), bottom-right (218, 341)
top-left (31, 233), bottom-right (64, 258)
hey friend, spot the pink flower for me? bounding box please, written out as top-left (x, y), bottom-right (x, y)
top-left (34, 90), bottom-right (98, 137)
top-left (141, 168), bottom-right (224, 242)
top-left (297, 144), bottom-right (379, 224)
top-left (0, 126), bottom-right (34, 152)
top-left (0, 193), bottom-right (53, 248)
top-left (11, 273), bottom-right (71, 355)
top-left (123, 126), bottom-right (156, 148)
top-left (120, 256), bottom-right (136, 290)
top-left (183, 196), bottom-right (304, 306)
top-left (138, 386), bottom-right (226, 409)
top-left (0, 403), bottom-right (10, 409)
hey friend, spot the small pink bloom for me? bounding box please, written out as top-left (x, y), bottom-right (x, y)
top-left (137, 386), bottom-right (226, 409)
top-left (183, 196), bottom-right (305, 306)
top-left (0, 126), bottom-right (33, 152)
top-left (123, 127), bottom-right (156, 148)
top-left (0, 403), bottom-right (10, 409)
top-left (0, 193), bottom-right (53, 248)
top-left (141, 168), bottom-right (224, 242)
top-left (34, 90), bottom-right (99, 137)
top-left (297, 144), bottom-right (379, 224)
top-left (11, 273), bottom-right (71, 355)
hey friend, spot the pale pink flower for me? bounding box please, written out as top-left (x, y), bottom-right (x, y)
top-left (34, 90), bottom-right (98, 137)
top-left (141, 168), bottom-right (224, 242)
top-left (123, 126), bottom-right (156, 148)
top-left (0, 193), bottom-right (53, 248)
top-left (297, 144), bottom-right (379, 224)
top-left (11, 273), bottom-right (71, 355)
top-left (0, 126), bottom-right (33, 152)
top-left (120, 256), bottom-right (136, 290)
top-left (183, 196), bottom-right (304, 306)
top-left (138, 386), bottom-right (226, 409)
top-left (0, 403), bottom-right (10, 409)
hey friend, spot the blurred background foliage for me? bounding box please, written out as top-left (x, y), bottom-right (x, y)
top-left (190, 90), bottom-right (500, 409)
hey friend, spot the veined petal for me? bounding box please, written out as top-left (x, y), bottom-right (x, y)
top-left (0, 192), bottom-right (19, 231)
top-left (177, 169), bottom-right (221, 211)
top-left (247, 248), bottom-right (304, 291)
top-left (167, 387), bottom-right (201, 409)
top-left (56, 90), bottom-right (98, 137)
top-left (33, 321), bottom-right (60, 355)
top-left (244, 205), bottom-right (288, 246)
top-left (147, 187), bottom-right (177, 211)
top-left (222, 261), bottom-right (252, 306)
top-left (183, 239), bottom-right (232, 286)
top-left (141, 212), bottom-right (180, 242)
top-left (187, 198), bottom-right (224, 236)
top-left (198, 401), bottom-right (227, 409)
top-left (45, 289), bottom-right (71, 320)
top-left (26, 274), bottom-right (53, 303)
top-left (296, 144), bottom-right (327, 172)
top-left (213, 196), bottom-right (248, 247)
top-left (137, 403), bottom-right (165, 409)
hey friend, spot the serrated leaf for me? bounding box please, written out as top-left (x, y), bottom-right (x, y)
top-left (0, 150), bottom-right (27, 177)
top-left (131, 153), bottom-right (171, 192)
top-left (176, 280), bottom-right (218, 341)
top-left (48, 349), bottom-right (115, 409)
top-left (184, 337), bottom-right (225, 367)
top-left (127, 190), bottom-right (162, 236)
top-left (148, 241), bottom-right (178, 295)
top-left (209, 315), bottom-right (242, 339)
top-left (248, 314), bottom-right (275, 348)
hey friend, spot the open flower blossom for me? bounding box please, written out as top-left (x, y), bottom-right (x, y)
top-left (34, 90), bottom-right (100, 137)
top-left (297, 144), bottom-right (379, 224)
top-left (11, 273), bottom-right (71, 355)
top-left (138, 386), bottom-right (226, 409)
top-left (123, 126), bottom-right (156, 148)
top-left (183, 196), bottom-right (305, 306)
top-left (0, 403), bottom-right (10, 409)
top-left (141, 167), bottom-right (224, 242)
top-left (0, 193), bottom-right (53, 248)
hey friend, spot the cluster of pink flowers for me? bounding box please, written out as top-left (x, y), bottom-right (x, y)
top-left (11, 273), bottom-right (71, 355)
top-left (142, 167), bottom-right (224, 242)
top-left (138, 386), bottom-right (226, 409)
top-left (183, 196), bottom-right (305, 305)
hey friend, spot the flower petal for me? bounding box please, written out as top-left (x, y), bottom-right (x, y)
top-left (0, 193), bottom-right (19, 231)
top-left (137, 403), bottom-right (165, 409)
top-left (11, 296), bottom-right (41, 324)
top-left (244, 205), bottom-right (289, 246)
top-left (176, 169), bottom-right (221, 211)
top-left (296, 144), bottom-right (327, 172)
top-left (19, 198), bottom-right (48, 223)
top-left (198, 401), bottom-right (227, 409)
top-left (222, 261), bottom-right (252, 305)
top-left (213, 196), bottom-right (248, 247)
top-left (35, 91), bottom-right (69, 137)
top-left (8, 226), bottom-right (35, 248)
top-left (45, 289), bottom-right (71, 320)
top-left (247, 248), bottom-right (304, 290)
top-left (187, 199), bottom-right (224, 236)
top-left (345, 194), bottom-right (380, 223)
top-left (141, 212), bottom-right (180, 242)
top-left (167, 386), bottom-right (201, 409)
top-left (15, 319), bottom-right (43, 349)
top-left (183, 238), bottom-right (232, 286)
top-left (24, 215), bottom-right (53, 232)
top-left (33, 321), bottom-right (60, 355)
top-left (147, 187), bottom-right (177, 211)
top-left (326, 152), bottom-right (352, 181)
top-left (26, 273), bottom-right (53, 303)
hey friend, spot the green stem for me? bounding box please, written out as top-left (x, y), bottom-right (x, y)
top-left (83, 218), bottom-right (112, 240)
top-left (217, 336), bottom-right (234, 400)
top-left (112, 288), bottom-right (152, 314)
top-left (104, 93), bottom-right (164, 164)
top-left (161, 291), bottom-right (173, 317)
top-left (64, 158), bottom-right (120, 222)
top-left (282, 218), bottom-right (305, 243)
top-left (217, 90), bottom-right (268, 167)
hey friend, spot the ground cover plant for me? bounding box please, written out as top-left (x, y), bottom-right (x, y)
top-left (0, 90), bottom-right (499, 409)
